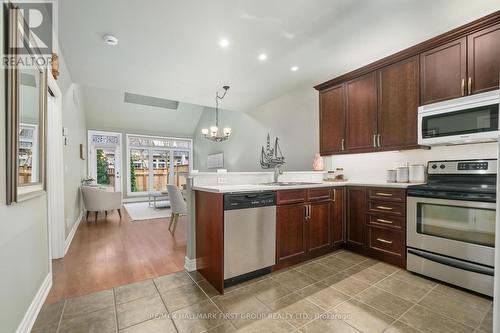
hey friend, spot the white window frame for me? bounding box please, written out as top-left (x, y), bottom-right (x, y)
top-left (126, 133), bottom-right (192, 196)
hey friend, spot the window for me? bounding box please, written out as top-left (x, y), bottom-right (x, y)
top-left (126, 134), bottom-right (192, 195)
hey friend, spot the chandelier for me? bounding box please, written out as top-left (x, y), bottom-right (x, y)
top-left (201, 86), bottom-right (231, 142)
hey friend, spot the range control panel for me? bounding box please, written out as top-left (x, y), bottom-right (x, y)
top-left (428, 159), bottom-right (497, 175)
top-left (457, 161), bottom-right (489, 171)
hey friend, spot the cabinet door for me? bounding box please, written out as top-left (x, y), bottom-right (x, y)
top-left (346, 73), bottom-right (378, 151)
top-left (468, 23), bottom-right (500, 95)
top-left (332, 188), bottom-right (345, 247)
top-left (276, 203), bottom-right (307, 262)
top-left (320, 85), bottom-right (345, 154)
top-left (378, 57), bottom-right (419, 149)
top-left (420, 38), bottom-right (467, 105)
top-left (346, 187), bottom-right (366, 248)
top-left (307, 201), bottom-right (331, 254)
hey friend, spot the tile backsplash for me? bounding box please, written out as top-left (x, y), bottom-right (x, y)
top-left (325, 142), bottom-right (498, 182)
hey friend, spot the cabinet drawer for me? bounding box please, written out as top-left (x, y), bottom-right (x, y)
top-left (368, 188), bottom-right (406, 202)
top-left (308, 188), bottom-right (332, 202)
top-left (368, 226), bottom-right (404, 257)
top-left (367, 214), bottom-right (405, 230)
top-left (368, 200), bottom-right (405, 216)
top-left (277, 190), bottom-right (307, 205)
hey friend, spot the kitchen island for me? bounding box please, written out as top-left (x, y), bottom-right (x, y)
top-left (194, 180), bottom-right (418, 294)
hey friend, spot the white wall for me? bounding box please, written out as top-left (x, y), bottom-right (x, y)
top-left (57, 44), bottom-right (88, 237)
top-left (193, 86), bottom-right (319, 172)
top-left (0, 13), bottom-right (50, 333)
top-left (326, 143), bottom-right (499, 181)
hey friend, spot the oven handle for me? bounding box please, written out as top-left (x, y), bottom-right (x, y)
top-left (407, 248), bottom-right (494, 276)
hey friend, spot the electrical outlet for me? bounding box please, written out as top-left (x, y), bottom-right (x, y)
top-left (217, 177), bottom-right (228, 184)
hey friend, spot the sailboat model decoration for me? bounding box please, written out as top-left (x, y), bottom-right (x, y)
top-left (260, 134), bottom-right (285, 169)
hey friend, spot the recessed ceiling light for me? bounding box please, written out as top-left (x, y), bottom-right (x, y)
top-left (291, 65), bottom-right (299, 72)
top-left (219, 39), bottom-right (229, 48)
top-left (258, 53), bottom-right (267, 61)
top-left (103, 34), bottom-right (118, 46)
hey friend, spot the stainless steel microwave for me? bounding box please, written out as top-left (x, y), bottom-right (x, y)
top-left (418, 90), bottom-right (500, 146)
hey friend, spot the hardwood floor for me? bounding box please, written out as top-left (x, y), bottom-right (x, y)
top-left (46, 208), bottom-right (186, 303)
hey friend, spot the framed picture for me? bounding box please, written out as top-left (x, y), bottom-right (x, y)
top-left (207, 152), bottom-right (224, 169)
top-left (80, 144), bottom-right (85, 160)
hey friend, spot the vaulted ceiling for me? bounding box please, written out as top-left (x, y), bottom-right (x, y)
top-left (58, 0), bottom-right (500, 111)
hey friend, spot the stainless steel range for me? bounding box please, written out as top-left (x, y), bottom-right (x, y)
top-left (407, 159), bottom-right (496, 296)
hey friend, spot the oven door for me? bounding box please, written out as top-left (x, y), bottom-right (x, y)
top-left (407, 196), bottom-right (496, 266)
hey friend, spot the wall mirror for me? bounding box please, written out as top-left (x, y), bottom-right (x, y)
top-left (6, 6), bottom-right (47, 204)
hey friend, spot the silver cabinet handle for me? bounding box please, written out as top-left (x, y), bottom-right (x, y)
top-left (377, 134), bottom-right (381, 147)
top-left (377, 238), bottom-right (393, 244)
top-left (373, 134), bottom-right (377, 148)
top-left (304, 205), bottom-right (308, 220)
top-left (461, 78), bottom-right (465, 96)
top-left (376, 218), bottom-right (393, 224)
top-left (308, 205), bottom-right (312, 220)
top-left (341, 138), bottom-right (345, 151)
top-left (332, 189), bottom-right (336, 202)
top-left (468, 77), bottom-right (472, 95)
top-left (376, 205), bottom-right (393, 210)
top-left (375, 192), bottom-right (393, 197)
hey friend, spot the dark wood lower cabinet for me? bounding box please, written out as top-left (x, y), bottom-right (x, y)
top-left (346, 187), bottom-right (366, 249)
top-left (346, 186), bottom-right (407, 268)
top-left (332, 188), bottom-right (345, 247)
top-left (275, 187), bottom-right (344, 268)
top-left (276, 203), bottom-right (307, 262)
top-left (307, 200), bottom-right (332, 254)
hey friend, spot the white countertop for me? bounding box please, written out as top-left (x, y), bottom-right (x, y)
top-left (192, 181), bottom-right (422, 193)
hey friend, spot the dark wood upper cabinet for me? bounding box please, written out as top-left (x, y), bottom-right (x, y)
top-left (468, 23), bottom-right (500, 94)
top-left (345, 73), bottom-right (378, 151)
top-left (420, 37), bottom-right (467, 105)
top-left (276, 203), bottom-right (307, 263)
top-left (319, 85), bottom-right (345, 154)
top-left (332, 188), bottom-right (345, 247)
top-left (307, 201), bottom-right (331, 254)
top-left (346, 187), bottom-right (366, 249)
top-left (316, 12), bottom-right (500, 156)
top-left (377, 56), bottom-right (419, 149)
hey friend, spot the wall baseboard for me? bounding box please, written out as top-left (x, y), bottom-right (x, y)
top-left (16, 273), bottom-right (52, 333)
top-left (64, 210), bottom-right (83, 255)
top-left (184, 256), bottom-right (197, 272)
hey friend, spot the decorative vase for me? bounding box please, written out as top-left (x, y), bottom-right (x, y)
top-left (312, 153), bottom-right (324, 171)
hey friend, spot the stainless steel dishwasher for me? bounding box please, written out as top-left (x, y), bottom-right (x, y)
top-left (223, 191), bottom-right (276, 286)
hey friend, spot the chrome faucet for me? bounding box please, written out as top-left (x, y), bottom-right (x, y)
top-left (274, 165), bottom-right (283, 183)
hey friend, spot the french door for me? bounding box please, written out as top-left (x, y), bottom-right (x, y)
top-left (88, 131), bottom-right (122, 192)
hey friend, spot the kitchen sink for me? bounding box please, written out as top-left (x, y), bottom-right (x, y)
top-left (261, 182), bottom-right (321, 186)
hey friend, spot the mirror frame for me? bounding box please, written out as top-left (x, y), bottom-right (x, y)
top-left (6, 5), bottom-right (48, 205)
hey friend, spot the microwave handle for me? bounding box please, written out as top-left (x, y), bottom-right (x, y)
top-left (407, 248), bottom-right (494, 276)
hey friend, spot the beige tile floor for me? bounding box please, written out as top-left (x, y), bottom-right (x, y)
top-left (31, 250), bottom-right (493, 333)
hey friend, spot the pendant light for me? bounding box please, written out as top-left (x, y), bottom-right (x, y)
top-left (201, 86), bottom-right (231, 142)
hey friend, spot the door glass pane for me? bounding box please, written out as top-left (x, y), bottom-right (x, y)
top-left (173, 151), bottom-right (189, 188)
top-left (96, 148), bottom-right (116, 190)
top-left (130, 149), bottom-right (149, 192)
top-left (422, 104), bottom-right (499, 138)
top-left (417, 203), bottom-right (495, 247)
top-left (152, 150), bottom-right (170, 192)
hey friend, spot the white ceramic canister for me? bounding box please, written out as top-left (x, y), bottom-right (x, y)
top-left (386, 170), bottom-right (397, 183)
top-left (409, 164), bottom-right (426, 183)
top-left (396, 167), bottom-right (409, 183)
